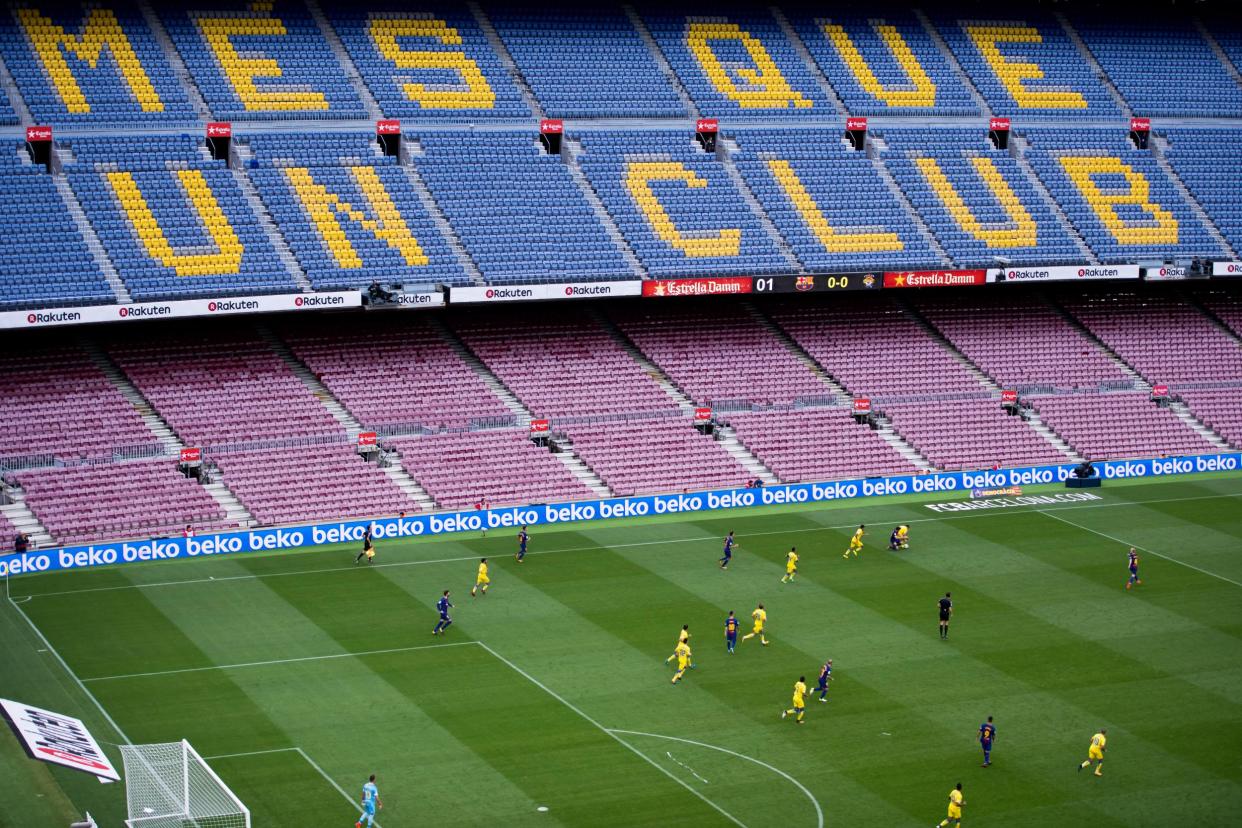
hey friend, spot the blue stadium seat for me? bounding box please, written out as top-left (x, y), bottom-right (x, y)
top-left (1162, 129), bottom-right (1242, 253)
top-left (639, 8), bottom-right (833, 117)
top-left (0, 1), bottom-right (198, 126)
top-left (158, 0), bottom-right (366, 121)
top-left (412, 132), bottom-right (630, 283)
top-left (788, 8), bottom-right (978, 116)
top-left (326, 1), bottom-right (529, 119)
top-left (730, 128), bottom-right (942, 271)
top-left (488, 4), bottom-right (687, 118)
top-left (1023, 129), bottom-right (1224, 263)
top-left (1070, 14), bottom-right (1242, 117)
top-left (62, 135), bottom-right (299, 300)
top-left (933, 13), bottom-right (1121, 119)
top-left (243, 131), bottom-right (471, 289)
top-left (0, 141), bottom-right (113, 309)
top-left (575, 130), bottom-right (788, 278)
top-left (879, 127), bottom-right (1082, 266)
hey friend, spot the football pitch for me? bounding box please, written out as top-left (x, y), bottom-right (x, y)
top-left (3, 474), bottom-right (1242, 827)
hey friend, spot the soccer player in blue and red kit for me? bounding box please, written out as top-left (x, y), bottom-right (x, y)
top-left (432, 590), bottom-right (453, 635)
top-left (816, 659), bottom-right (833, 702)
top-left (979, 716), bottom-right (995, 767)
top-left (725, 611), bottom-right (738, 653)
top-left (720, 531), bottom-right (734, 569)
top-left (1126, 547), bottom-right (1142, 590)
top-left (516, 526), bottom-right (529, 563)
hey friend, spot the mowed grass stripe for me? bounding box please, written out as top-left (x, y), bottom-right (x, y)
top-left (236, 557), bottom-right (739, 827)
top-left (100, 567), bottom-right (583, 827)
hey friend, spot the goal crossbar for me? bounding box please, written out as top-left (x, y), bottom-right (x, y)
top-left (121, 740), bottom-right (250, 828)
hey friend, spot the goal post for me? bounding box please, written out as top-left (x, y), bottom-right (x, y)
top-left (120, 741), bottom-right (250, 828)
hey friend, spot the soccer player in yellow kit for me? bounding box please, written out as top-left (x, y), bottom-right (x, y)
top-left (1079, 729), bottom-right (1107, 776)
top-left (936, 783), bottom-right (964, 826)
top-left (665, 625), bottom-right (692, 667)
top-left (781, 547), bottom-right (799, 584)
top-left (671, 640), bottom-right (692, 684)
top-left (471, 558), bottom-right (489, 597)
top-left (844, 525), bottom-right (865, 558)
top-left (741, 604), bottom-right (769, 645)
top-left (781, 676), bottom-right (808, 724)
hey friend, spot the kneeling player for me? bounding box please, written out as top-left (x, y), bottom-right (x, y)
top-left (889, 525), bottom-right (908, 550)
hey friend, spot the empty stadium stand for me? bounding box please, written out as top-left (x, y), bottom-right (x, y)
top-left (327, 1), bottom-right (530, 119)
top-left (157, 0), bottom-right (366, 121)
top-left (730, 128), bottom-right (939, 272)
top-left (488, 6), bottom-right (686, 118)
top-left (415, 131), bottom-right (631, 283)
top-left (879, 128), bottom-right (1085, 267)
top-left (1, 2), bottom-right (199, 125)
top-left (1162, 130), bottom-right (1242, 254)
top-left (1023, 130), bottom-right (1225, 264)
top-left (0, 141), bottom-right (114, 310)
top-left (789, 8), bottom-right (978, 116)
top-left (451, 311), bottom-right (678, 421)
top-left (391, 429), bottom-right (594, 509)
top-left (62, 135), bottom-right (297, 301)
top-left (883, 398), bottom-right (1067, 471)
top-left (575, 130), bottom-right (789, 278)
top-left (242, 132), bottom-right (471, 290)
top-left (563, 417), bottom-right (749, 497)
top-left (1031, 391), bottom-right (1218, 460)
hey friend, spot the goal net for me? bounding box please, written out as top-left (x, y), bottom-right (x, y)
top-left (120, 741), bottom-right (250, 828)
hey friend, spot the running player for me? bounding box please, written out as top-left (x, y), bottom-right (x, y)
top-left (936, 783), bottom-right (963, 827)
top-left (720, 531), bottom-right (735, 569)
top-left (781, 546), bottom-right (799, 584)
top-left (1125, 547), bottom-right (1142, 590)
top-left (938, 592), bottom-right (953, 639)
top-left (671, 639), bottom-right (692, 684)
top-left (725, 611), bottom-right (738, 654)
top-left (666, 625), bottom-right (691, 666)
top-left (516, 526), bottom-right (529, 563)
top-left (354, 526), bottom-right (375, 565)
top-left (432, 590), bottom-right (453, 635)
top-left (781, 676), bottom-right (807, 724)
top-left (471, 558), bottom-right (489, 597)
top-left (1078, 729), bottom-right (1107, 776)
top-left (356, 774), bottom-right (382, 828)
top-left (816, 659), bottom-right (833, 702)
top-left (741, 604), bottom-right (769, 646)
top-left (843, 525), bottom-right (865, 559)
top-left (979, 716), bottom-right (995, 767)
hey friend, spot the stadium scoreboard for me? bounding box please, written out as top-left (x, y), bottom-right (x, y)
top-left (752, 274), bottom-right (882, 293)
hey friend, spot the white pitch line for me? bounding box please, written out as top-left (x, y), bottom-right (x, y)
top-left (1039, 509), bottom-right (1242, 589)
top-left (294, 747), bottom-right (381, 828)
top-left (612, 729), bottom-right (823, 828)
top-left (6, 593), bottom-right (132, 745)
top-left (18, 490), bottom-right (1242, 601)
top-left (203, 746), bottom-right (301, 761)
top-left (201, 746), bottom-right (380, 825)
top-left (80, 641), bottom-right (476, 683)
top-left (474, 641), bottom-right (747, 828)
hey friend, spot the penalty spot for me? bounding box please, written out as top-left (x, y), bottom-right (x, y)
top-left (537, 806), bottom-right (549, 812)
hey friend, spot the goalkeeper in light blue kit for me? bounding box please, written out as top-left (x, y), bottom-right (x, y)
top-left (356, 774), bottom-right (382, 827)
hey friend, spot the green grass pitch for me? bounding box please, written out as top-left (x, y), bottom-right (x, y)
top-left (2, 474), bottom-right (1242, 827)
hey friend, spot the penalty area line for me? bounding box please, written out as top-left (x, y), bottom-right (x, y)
top-left (204, 746), bottom-right (378, 826)
top-left (473, 641), bottom-right (747, 828)
top-left (1038, 509), bottom-right (1242, 589)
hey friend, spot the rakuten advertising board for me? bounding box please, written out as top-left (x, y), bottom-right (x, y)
top-left (450, 282), bottom-right (643, 304)
top-left (5, 452), bottom-right (1238, 578)
top-left (1, 292), bottom-right (364, 330)
top-left (1212, 262), bottom-right (1242, 277)
top-left (987, 265), bottom-right (1141, 282)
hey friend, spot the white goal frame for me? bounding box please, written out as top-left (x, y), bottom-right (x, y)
top-left (120, 740), bottom-right (251, 828)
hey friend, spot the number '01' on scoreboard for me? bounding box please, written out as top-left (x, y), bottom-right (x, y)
top-left (752, 274), bottom-right (881, 293)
